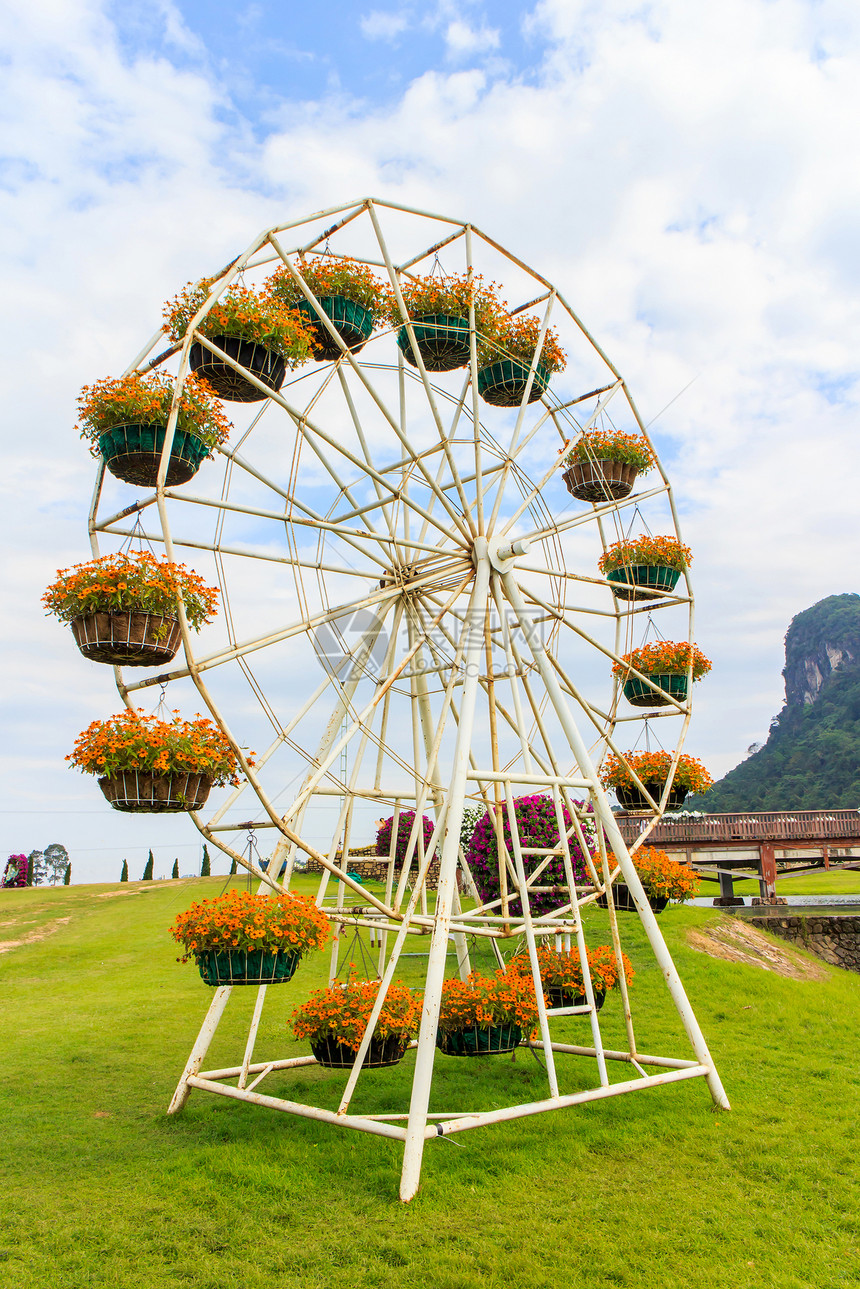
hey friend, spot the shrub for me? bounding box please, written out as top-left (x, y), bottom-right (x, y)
top-left (67, 709), bottom-right (248, 787)
top-left (465, 794), bottom-right (595, 917)
top-left (43, 551), bottom-right (218, 631)
top-left (169, 889), bottom-right (329, 962)
top-left (375, 812), bottom-right (435, 868)
top-left (2, 855), bottom-right (28, 888)
top-left (291, 979), bottom-right (420, 1052)
top-left (77, 372), bottom-right (231, 455)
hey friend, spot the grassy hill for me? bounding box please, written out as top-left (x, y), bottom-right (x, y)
top-left (1, 876), bottom-right (859, 1288)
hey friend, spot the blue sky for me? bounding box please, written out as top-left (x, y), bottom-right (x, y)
top-left (2, 0), bottom-right (860, 880)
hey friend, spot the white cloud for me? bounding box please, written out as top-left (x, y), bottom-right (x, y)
top-left (360, 8), bottom-right (411, 41)
top-left (444, 19), bottom-right (501, 57)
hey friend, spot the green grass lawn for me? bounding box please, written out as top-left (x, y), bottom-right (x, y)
top-left (1, 876), bottom-right (859, 1289)
top-left (702, 869), bottom-right (860, 896)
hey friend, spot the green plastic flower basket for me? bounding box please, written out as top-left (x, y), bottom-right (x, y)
top-left (99, 424), bottom-right (210, 488)
top-left (436, 1023), bottom-right (522, 1056)
top-left (622, 673), bottom-right (689, 708)
top-left (297, 295), bottom-right (374, 362)
top-left (396, 314), bottom-right (471, 372)
top-left (196, 947), bottom-right (301, 986)
top-left (477, 359), bottom-right (550, 407)
top-left (605, 564), bottom-right (682, 602)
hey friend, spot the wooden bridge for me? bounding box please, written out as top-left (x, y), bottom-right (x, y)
top-left (614, 810), bottom-right (860, 901)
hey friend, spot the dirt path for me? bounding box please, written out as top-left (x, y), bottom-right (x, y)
top-left (687, 916), bottom-right (829, 980)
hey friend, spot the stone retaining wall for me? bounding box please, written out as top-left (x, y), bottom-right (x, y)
top-left (759, 914), bottom-right (860, 973)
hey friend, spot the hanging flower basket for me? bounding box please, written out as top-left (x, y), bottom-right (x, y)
top-left (477, 358), bottom-right (550, 407)
top-left (600, 848), bottom-right (700, 910)
top-left (397, 314), bottom-right (472, 371)
top-left (613, 641), bottom-right (711, 709)
top-left (44, 552), bottom-right (218, 667)
top-left (69, 708), bottom-right (249, 813)
top-left (189, 336), bottom-right (288, 403)
top-left (598, 535), bottom-right (692, 603)
top-left (164, 279), bottom-right (313, 402)
top-left (597, 883), bottom-right (668, 915)
top-left (509, 943), bottom-right (632, 1011)
top-left (265, 257), bottom-right (385, 362)
top-left (600, 750), bottom-right (713, 813)
top-left (561, 429), bottom-right (656, 503)
top-left (170, 889), bottom-right (329, 985)
top-left (77, 372), bottom-right (231, 488)
top-left (97, 770), bottom-right (213, 813)
top-left (383, 272), bottom-right (504, 373)
top-left (196, 947), bottom-right (301, 986)
top-left (476, 312), bottom-right (566, 407)
top-left (464, 794), bottom-right (594, 919)
top-left (292, 979), bottom-right (420, 1067)
top-left (435, 970), bottom-right (538, 1057)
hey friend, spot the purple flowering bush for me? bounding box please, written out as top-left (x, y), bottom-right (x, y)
top-left (3, 854), bottom-right (28, 888)
top-left (465, 794), bottom-right (595, 916)
top-left (375, 811), bottom-right (436, 869)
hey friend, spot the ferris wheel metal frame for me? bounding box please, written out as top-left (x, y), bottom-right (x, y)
top-left (86, 197), bottom-right (728, 1202)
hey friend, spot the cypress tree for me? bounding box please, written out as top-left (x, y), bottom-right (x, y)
top-left (63, 864), bottom-right (71, 886)
top-left (120, 859), bottom-right (128, 882)
top-left (172, 859), bottom-right (179, 879)
top-left (201, 845), bottom-right (211, 877)
top-left (26, 856), bottom-right (33, 886)
top-left (229, 857), bottom-right (237, 876)
top-left (142, 850), bottom-right (154, 881)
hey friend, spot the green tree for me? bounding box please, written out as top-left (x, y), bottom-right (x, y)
top-left (120, 859), bottom-right (128, 882)
top-left (201, 845), bottom-right (211, 877)
top-left (142, 850), bottom-right (154, 881)
top-left (172, 859), bottom-right (179, 879)
top-left (26, 855), bottom-right (34, 885)
top-left (43, 843), bottom-right (70, 886)
top-left (229, 857), bottom-right (237, 876)
top-left (63, 865), bottom-right (71, 885)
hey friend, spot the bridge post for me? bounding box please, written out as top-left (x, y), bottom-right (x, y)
top-left (759, 842), bottom-right (777, 899)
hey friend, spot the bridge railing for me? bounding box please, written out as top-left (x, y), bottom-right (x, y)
top-left (614, 809), bottom-right (860, 846)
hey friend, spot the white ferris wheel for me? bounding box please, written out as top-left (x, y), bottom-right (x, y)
top-left (87, 198), bottom-right (728, 1202)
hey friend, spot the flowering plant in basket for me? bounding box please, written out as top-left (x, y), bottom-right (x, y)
top-left (291, 978), bottom-right (420, 1053)
top-left (67, 708), bottom-right (247, 786)
top-left (380, 271), bottom-right (504, 328)
top-left (465, 794), bottom-right (595, 918)
top-left (510, 944), bottom-right (633, 996)
top-left (43, 552), bottom-right (218, 631)
top-left (563, 429), bottom-right (655, 472)
top-left (376, 811), bottom-right (435, 868)
top-left (163, 279), bottom-right (313, 363)
top-left (477, 312), bottom-right (567, 375)
top-left (3, 855), bottom-right (28, 888)
top-left (600, 750), bottom-right (713, 796)
top-left (599, 535), bottom-right (692, 575)
top-left (612, 641), bottom-right (711, 681)
top-left (266, 256), bottom-right (388, 315)
top-left (169, 889), bottom-right (329, 962)
top-left (437, 969), bottom-right (540, 1037)
top-left (609, 848), bottom-right (700, 902)
top-left (77, 372), bottom-right (231, 455)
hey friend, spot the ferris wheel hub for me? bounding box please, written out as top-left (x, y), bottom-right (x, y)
top-left (487, 535), bottom-right (531, 573)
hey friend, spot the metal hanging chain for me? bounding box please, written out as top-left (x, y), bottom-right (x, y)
top-left (119, 512), bottom-right (160, 559)
top-left (623, 503), bottom-right (653, 543)
top-left (244, 827), bottom-right (265, 893)
top-left (638, 612), bottom-right (668, 650)
top-left (152, 681), bottom-right (171, 722)
top-left (336, 917), bottom-right (381, 982)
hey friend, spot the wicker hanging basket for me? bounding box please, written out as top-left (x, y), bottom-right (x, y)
top-left (605, 564), bottom-right (682, 602)
top-left (190, 335), bottom-right (287, 402)
top-left (98, 424), bottom-right (210, 488)
top-left (436, 1023), bottom-right (522, 1056)
top-left (297, 296), bottom-right (374, 362)
top-left (614, 782), bottom-right (688, 812)
top-left (196, 948), bottom-right (300, 986)
top-left (477, 359), bottom-right (550, 407)
top-left (97, 771), bottom-right (212, 813)
top-left (311, 1034), bottom-right (409, 1069)
top-left (396, 314), bottom-right (471, 371)
top-left (70, 611), bottom-right (181, 667)
top-left (563, 459), bottom-right (639, 503)
top-left (622, 673), bottom-right (689, 708)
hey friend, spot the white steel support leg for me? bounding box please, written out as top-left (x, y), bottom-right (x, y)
top-left (400, 543), bottom-right (491, 1202)
top-left (238, 985), bottom-right (267, 1090)
top-left (500, 569), bottom-right (730, 1111)
top-left (168, 985), bottom-right (233, 1114)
